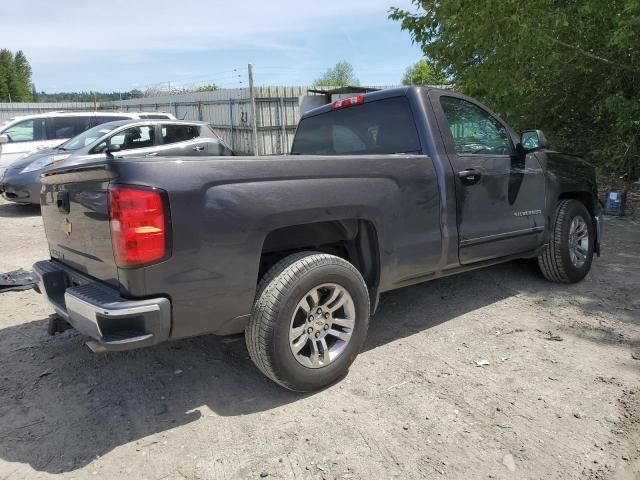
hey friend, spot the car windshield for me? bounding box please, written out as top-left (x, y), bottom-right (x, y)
top-left (60, 123), bottom-right (118, 151)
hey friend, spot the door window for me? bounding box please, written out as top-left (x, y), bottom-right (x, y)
top-left (161, 124), bottom-right (200, 144)
top-left (440, 97), bottom-right (511, 155)
top-left (108, 126), bottom-right (155, 150)
top-left (2, 119), bottom-right (47, 142)
top-left (52, 117), bottom-right (92, 139)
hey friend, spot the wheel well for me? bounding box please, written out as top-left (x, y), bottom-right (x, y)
top-left (259, 220), bottom-right (380, 290)
top-left (558, 191), bottom-right (595, 215)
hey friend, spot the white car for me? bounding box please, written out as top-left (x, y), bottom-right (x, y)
top-left (0, 111), bottom-right (175, 175)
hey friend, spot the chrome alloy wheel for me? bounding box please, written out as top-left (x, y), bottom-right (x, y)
top-left (289, 283), bottom-right (356, 368)
top-left (568, 216), bottom-right (589, 268)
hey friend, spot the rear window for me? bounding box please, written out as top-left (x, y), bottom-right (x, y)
top-left (94, 116), bottom-right (129, 125)
top-left (140, 114), bottom-right (171, 119)
top-left (291, 97), bottom-right (421, 155)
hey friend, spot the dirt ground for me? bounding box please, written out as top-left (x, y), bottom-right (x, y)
top-left (0, 197), bottom-right (638, 480)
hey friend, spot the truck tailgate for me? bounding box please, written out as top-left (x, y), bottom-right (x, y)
top-left (40, 164), bottom-right (119, 286)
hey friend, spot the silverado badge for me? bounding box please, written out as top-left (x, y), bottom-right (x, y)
top-left (61, 218), bottom-right (72, 236)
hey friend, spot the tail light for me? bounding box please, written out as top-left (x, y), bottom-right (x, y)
top-left (331, 95), bottom-right (364, 110)
top-left (109, 186), bottom-right (169, 268)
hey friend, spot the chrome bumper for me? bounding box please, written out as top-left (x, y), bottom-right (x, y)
top-left (33, 260), bottom-right (171, 351)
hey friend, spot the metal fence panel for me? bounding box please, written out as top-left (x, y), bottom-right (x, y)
top-left (0, 86), bottom-right (323, 154)
top-left (0, 102), bottom-right (97, 121)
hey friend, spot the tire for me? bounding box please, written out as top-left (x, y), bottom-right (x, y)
top-left (538, 199), bottom-right (594, 283)
top-left (246, 252), bottom-right (370, 392)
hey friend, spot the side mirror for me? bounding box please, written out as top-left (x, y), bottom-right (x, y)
top-left (106, 143), bottom-right (121, 157)
top-left (520, 130), bottom-right (549, 151)
top-left (0, 134), bottom-right (8, 144)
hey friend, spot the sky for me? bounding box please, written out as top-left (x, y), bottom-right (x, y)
top-left (1, 0), bottom-right (424, 93)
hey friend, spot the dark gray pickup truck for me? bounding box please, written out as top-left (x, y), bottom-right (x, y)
top-left (33, 87), bottom-right (601, 391)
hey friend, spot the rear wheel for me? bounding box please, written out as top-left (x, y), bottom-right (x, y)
top-left (246, 252), bottom-right (370, 392)
top-left (538, 199), bottom-right (594, 283)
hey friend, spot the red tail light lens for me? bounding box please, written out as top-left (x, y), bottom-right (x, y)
top-left (331, 95), bottom-right (364, 110)
top-left (109, 186), bottom-right (168, 268)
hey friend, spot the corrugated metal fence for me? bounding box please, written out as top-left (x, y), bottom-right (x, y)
top-left (102, 86), bottom-right (309, 155)
top-left (0, 102), bottom-right (97, 120)
top-left (0, 87), bottom-right (317, 155)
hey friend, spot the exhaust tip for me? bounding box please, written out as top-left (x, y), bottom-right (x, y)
top-left (86, 340), bottom-right (108, 353)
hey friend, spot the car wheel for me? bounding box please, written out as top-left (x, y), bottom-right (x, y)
top-left (246, 252), bottom-right (370, 392)
top-left (538, 199), bottom-right (594, 283)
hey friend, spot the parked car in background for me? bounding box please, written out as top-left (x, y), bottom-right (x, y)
top-left (0, 111), bottom-right (175, 175)
top-left (0, 119), bottom-right (232, 204)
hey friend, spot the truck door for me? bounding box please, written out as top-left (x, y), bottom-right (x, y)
top-left (431, 93), bottom-right (545, 264)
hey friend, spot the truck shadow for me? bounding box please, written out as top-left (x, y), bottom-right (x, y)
top-left (0, 202), bottom-right (40, 218)
top-left (0, 259), bottom-right (632, 473)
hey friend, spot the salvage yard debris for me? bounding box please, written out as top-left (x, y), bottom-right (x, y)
top-left (536, 329), bottom-right (564, 341)
top-left (0, 269), bottom-right (35, 292)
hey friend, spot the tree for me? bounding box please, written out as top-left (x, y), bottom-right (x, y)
top-left (13, 51), bottom-right (33, 101)
top-left (390, 0), bottom-right (640, 180)
top-left (314, 61), bottom-right (360, 87)
top-left (192, 83), bottom-right (219, 92)
top-left (402, 59), bottom-right (447, 86)
top-left (0, 49), bottom-right (16, 102)
top-left (0, 50), bottom-right (33, 102)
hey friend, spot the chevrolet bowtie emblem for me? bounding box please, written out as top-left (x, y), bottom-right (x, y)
top-left (61, 218), bottom-right (72, 236)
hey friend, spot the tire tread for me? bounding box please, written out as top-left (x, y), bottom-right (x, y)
top-left (537, 199), bottom-right (584, 283)
top-left (246, 252), bottom-right (368, 391)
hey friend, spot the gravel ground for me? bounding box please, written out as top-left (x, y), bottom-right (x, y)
top-left (0, 197), bottom-right (638, 480)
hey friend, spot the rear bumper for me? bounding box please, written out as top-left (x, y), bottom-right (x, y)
top-left (33, 260), bottom-right (171, 352)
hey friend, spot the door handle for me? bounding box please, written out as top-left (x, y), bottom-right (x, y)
top-left (458, 168), bottom-right (482, 185)
top-left (192, 145), bottom-right (205, 152)
top-left (145, 152), bottom-right (159, 157)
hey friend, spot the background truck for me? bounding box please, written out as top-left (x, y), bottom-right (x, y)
top-left (33, 86), bottom-right (601, 391)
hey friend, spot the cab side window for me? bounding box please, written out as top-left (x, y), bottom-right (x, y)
top-left (108, 126), bottom-right (155, 150)
top-left (161, 124), bottom-right (200, 144)
top-left (440, 96), bottom-right (511, 155)
top-left (3, 119), bottom-right (47, 142)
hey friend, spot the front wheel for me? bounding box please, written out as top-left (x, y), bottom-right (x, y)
top-left (246, 252), bottom-right (370, 392)
top-left (538, 199), bottom-right (594, 283)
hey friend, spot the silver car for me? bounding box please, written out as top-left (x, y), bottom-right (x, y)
top-left (0, 119), bottom-right (232, 204)
top-left (0, 111), bottom-right (176, 175)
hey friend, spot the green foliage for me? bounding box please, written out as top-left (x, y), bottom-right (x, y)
top-left (390, 0), bottom-right (640, 179)
top-left (192, 83), bottom-right (219, 92)
top-left (0, 49), bottom-right (32, 102)
top-left (13, 51), bottom-right (32, 101)
top-left (314, 61), bottom-right (360, 87)
top-left (402, 59), bottom-right (447, 86)
top-left (35, 91), bottom-right (134, 102)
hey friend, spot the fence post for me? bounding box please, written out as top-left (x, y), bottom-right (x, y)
top-left (229, 99), bottom-right (235, 153)
top-left (248, 64), bottom-right (259, 156)
top-left (279, 97), bottom-right (287, 155)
